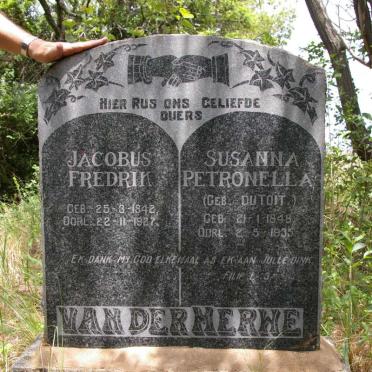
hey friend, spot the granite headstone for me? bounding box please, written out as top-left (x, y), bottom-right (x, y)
top-left (39, 35), bottom-right (325, 350)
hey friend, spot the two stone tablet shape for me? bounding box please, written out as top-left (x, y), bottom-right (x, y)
top-left (38, 35), bottom-right (325, 350)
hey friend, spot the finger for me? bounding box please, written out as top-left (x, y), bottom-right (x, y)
top-left (167, 74), bottom-right (176, 86)
top-left (184, 73), bottom-right (195, 80)
top-left (62, 37), bottom-right (108, 57)
top-left (171, 77), bottom-right (180, 86)
top-left (172, 77), bottom-right (181, 87)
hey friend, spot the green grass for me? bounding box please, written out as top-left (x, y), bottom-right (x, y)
top-left (0, 151), bottom-right (371, 371)
top-left (321, 148), bottom-right (372, 372)
top-left (0, 174), bottom-right (43, 370)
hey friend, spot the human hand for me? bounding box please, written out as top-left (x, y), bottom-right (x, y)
top-left (162, 55), bottom-right (209, 87)
top-left (27, 37), bottom-right (108, 63)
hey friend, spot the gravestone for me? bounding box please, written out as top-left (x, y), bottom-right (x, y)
top-left (38, 35), bottom-right (325, 350)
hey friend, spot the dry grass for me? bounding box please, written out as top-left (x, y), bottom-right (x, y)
top-left (331, 327), bottom-right (372, 372)
top-left (0, 151), bottom-right (371, 371)
top-left (0, 190), bottom-right (43, 370)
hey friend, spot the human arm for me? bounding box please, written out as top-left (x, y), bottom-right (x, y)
top-left (0, 12), bottom-right (108, 63)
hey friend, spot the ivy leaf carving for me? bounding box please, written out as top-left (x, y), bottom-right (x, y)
top-left (208, 40), bottom-right (238, 48)
top-left (45, 75), bottom-right (61, 88)
top-left (85, 70), bottom-right (109, 91)
top-left (241, 50), bottom-right (265, 70)
top-left (95, 51), bottom-right (116, 71)
top-left (307, 106), bottom-right (318, 123)
top-left (65, 64), bottom-right (85, 90)
top-left (44, 88), bottom-right (70, 121)
top-left (273, 62), bottom-right (295, 89)
top-left (273, 93), bottom-right (291, 102)
top-left (288, 87), bottom-right (317, 113)
top-left (300, 72), bottom-right (316, 86)
top-left (250, 68), bottom-right (274, 91)
top-left (210, 41), bottom-right (320, 124)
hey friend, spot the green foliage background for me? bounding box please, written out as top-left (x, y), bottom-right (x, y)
top-left (0, 0), bottom-right (293, 199)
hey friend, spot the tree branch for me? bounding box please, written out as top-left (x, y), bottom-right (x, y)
top-left (58, 0), bottom-right (82, 20)
top-left (55, 0), bottom-right (66, 41)
top-left (305, 0), bottom-right (372, 160)
top-left (305, 0), bottom-right (347, 54)
top-left (347, 44), bottom-right (371, 68)
top-left (38, 0), bottom-right (62, 39)
top-left (353, 0), bottom-right (372, 68)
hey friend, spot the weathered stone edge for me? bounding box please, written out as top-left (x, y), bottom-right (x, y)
top-left (12, 336), bottom-right (350, 372)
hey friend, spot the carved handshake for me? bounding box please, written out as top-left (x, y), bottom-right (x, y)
top-left (162, 56), bottom-right (211, 86)
top-left (128, 54), bottom-right (229, 87)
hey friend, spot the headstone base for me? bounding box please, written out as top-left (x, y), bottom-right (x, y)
top-left (13, 336), bottom-right (347, 372)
